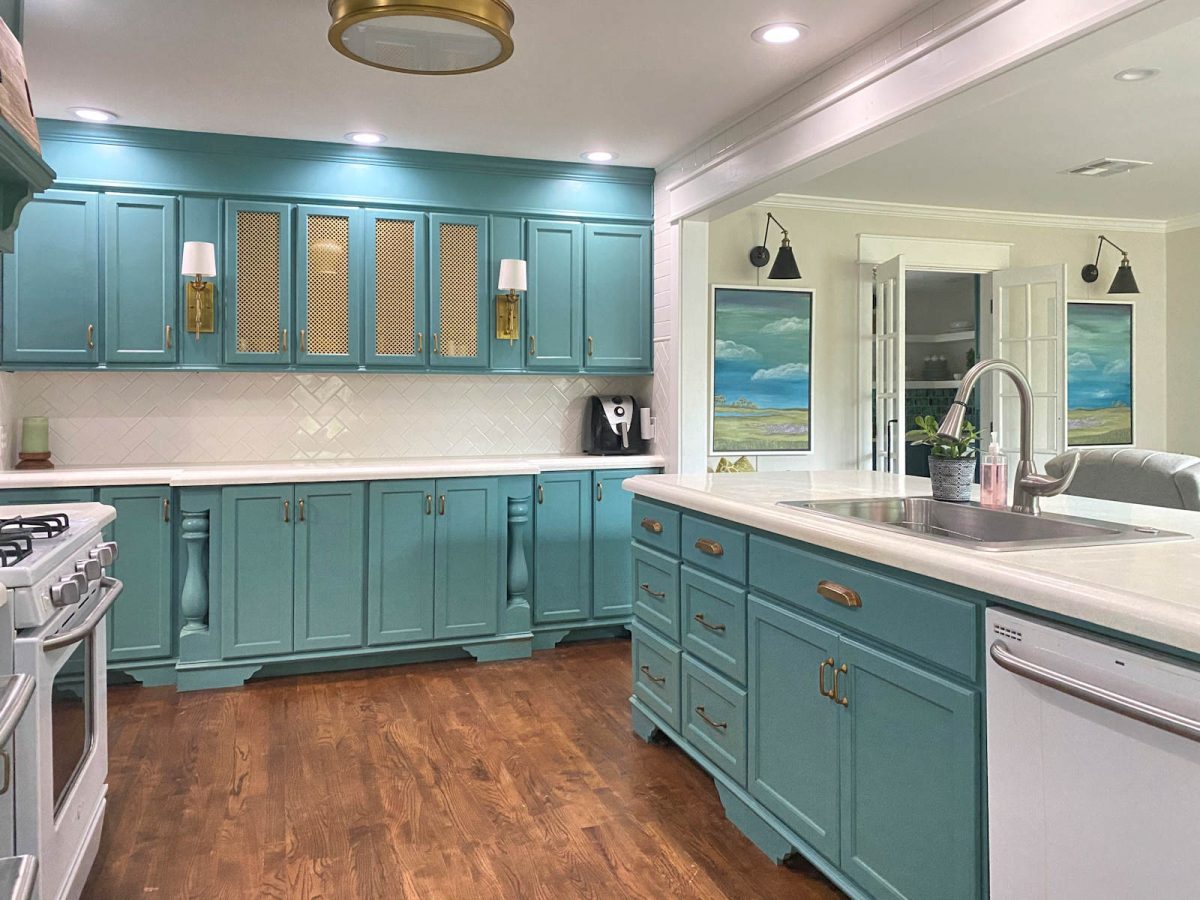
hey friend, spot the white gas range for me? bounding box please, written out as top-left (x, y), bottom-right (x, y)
top-left (0, 503), bottom-right (121, 900)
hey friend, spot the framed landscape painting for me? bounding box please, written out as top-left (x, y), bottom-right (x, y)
top-left (710, 285), bottom-right (813, 454)
top-left (1066, 301), bottom-right (1134, 447)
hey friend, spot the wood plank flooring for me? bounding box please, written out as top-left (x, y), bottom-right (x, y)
top-left (86, 640), bottom-right (844, 899)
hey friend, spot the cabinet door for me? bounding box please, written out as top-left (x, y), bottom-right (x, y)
top-left (433, 477), bottom-right (499, 639)
top-left (747, 596), bottom-right (841, 862)
top-left (583, 224), bottom-right (651, 371)
top-left (592, 468), bottom-right (645, 618)
top-left (0, 488), bottom-right (96, 505)
top-left (367, 480), bottom-right (435, 645)
top-left (221, 485), bottom-right (295, 658)
top-left (296, 205), bottom-right (363, 367)
top-left (365, 210), bottom-right (427, 367)
top-left (838, 637), bottom-right (981, 900)
top-left (429, 214), bottom-right (488, 368)
top-left (224, 200), bottom-right (292, 364)
top-left (294, 482), bottom-right (365, 652)
top-left (526, 219), bottom-right (583, 369)
top-left (533, 470), bottom-right (592, 623)
top-left (2, 189), bottom-right (100, 363)
top-left (100, 487), bottom-right (174, 663)
top-left (103, 193), bottom-right (178, 364)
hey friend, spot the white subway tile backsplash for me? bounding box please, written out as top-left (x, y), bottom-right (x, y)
top-left (8, 371), bottom-right (651, 468)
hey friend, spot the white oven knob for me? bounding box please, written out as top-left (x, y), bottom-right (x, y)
top-left (88, 541), bottom-right (118, 567)
top-left (75, 559), bottom-right (102, 582)
top-left (50, 577), bottom-right (81, 608)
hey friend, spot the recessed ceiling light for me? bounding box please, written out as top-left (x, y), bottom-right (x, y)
top-left (69, 107), bottom-right (117, 123)
top-left (582, 150), bottom-right (617, 163)
top-left (345, 131), bottom-right (386, 145)
top-left (752, 23), bottom-right (808, 45)
top-left (1113, 67), bottom-right (1160, 82)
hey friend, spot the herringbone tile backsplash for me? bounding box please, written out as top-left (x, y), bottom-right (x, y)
top-left (4, 371), bottom-right (651, 467)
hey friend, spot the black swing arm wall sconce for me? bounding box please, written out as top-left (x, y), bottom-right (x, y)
top-left (1082, 234), bottom-right (1140, 294)
top-left (749, 212), bottom-right (802, 280)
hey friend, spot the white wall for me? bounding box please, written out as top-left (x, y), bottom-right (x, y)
top-left (700, 202), bottom-right (1169, 472)
top-left (1166, 225), bottom-right (1200, 455)
top-left (6, 371), bottom-right (650, 468)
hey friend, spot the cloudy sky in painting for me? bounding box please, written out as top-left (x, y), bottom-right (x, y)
top-left (1067, 304), bottom-right (1132, 410)
top-left (713, 289), bottom-right (812, 409)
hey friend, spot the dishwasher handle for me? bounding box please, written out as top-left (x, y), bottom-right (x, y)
top-left (990, 640), bottom-right (1200, 743)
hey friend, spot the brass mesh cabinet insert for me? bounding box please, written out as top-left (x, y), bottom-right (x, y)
top-left (225, 201), bottom-right (293, 363)
top-left (430, 214), bottom-right (488, 368)
top-left (297, 205), bottom-right (364, 365)
top-left (367, 210), bottom-right (427, 366)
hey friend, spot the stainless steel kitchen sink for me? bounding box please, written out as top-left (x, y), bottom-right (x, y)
top-left (777, 497), bottom-right (1192, 552)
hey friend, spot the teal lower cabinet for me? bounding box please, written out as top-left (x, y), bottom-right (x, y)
top-left (630, 501), bottom-right (984, 900)
top-left (367, 480), bottom-right (436, 645)
top-left (592, 468), bottom-right (645, 617)
top-left (433, 477), bottom-right (500, 639)
top-left (294, 482), bottom-right (366, 652)
top-left (0, 487), bottom-right (97, 505)
top-left (222, 485), bottom-right (297, 658)
top-left (100, 486), bottom-right (175, 672)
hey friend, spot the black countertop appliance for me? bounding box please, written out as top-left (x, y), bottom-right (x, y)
top-left (583, 395), bottom-right (647, 455)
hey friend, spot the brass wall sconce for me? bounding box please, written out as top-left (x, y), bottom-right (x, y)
top-left (181, 241), bottom-right (217, 338)
top-left (496, 258), bottom-right (526, 343)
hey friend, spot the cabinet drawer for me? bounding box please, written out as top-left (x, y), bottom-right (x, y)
top-left (681, 515), bottom-right (747, 583)
top-left (632, 545), bottom-right (680, 642)
top-left (681, 566), bottom-right (746, 684)
top-left (682, 656), bottom-right (747, 785)
top-left (632, 624), bottom-right (681, 732)
top-left (748, 535), bottom-right (979, 680)
top-left (632, 498), bottom-right (680, 556)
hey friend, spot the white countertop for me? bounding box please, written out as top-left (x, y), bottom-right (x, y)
top-left (625, 470), bottom-right (1200, 657)
top-left (0, 454), bottom-right (665, 489)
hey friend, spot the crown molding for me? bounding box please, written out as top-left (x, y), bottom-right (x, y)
top-left (1166, 213), bottom-right (1200, 233)
top-left (759, 194), bottom-right (1168, 234)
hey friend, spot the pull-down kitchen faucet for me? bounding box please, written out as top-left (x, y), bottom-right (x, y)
top-left (937, 358), bottom-right (1079, 515)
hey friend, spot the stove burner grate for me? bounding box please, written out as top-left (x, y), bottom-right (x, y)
top-left (0, 512), bottom-right (70, 540)
top-left (0, 534), bottom-right (32, 567)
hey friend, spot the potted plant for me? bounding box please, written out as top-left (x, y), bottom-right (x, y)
top-left (907, 415), bottom-right (981, 502)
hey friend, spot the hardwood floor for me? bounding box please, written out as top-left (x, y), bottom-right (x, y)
top-left (86, 640), bottom-right (844, 899)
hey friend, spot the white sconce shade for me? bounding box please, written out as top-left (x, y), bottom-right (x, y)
top-left (181, 241), bottom-right (217, 277)
top-left (498, 258), bottom-right (527, 292)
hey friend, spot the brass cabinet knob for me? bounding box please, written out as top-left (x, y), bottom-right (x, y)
top-left (694, 538), bottom-right (724, 557)
top-left (817, 580), bottom-right (862, 609)
top-left (640, 517), bottom-right (663, 535)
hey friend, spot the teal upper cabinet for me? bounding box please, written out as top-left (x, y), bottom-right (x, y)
top-left (367, 480), bottom-right (436, 645)
top-left (296, 205), bottom-right (364, 367)
top-left (222, 484), bottom-right (296, 658)
top-left (533, 470), bottom-right (592, 623)
top-left (429, 214), bottom-right (488, 369)
top-left (103, 193), bottom-right (179, 365)
top-left (365, 209), bottom-right (427, 367)
top-left (525, 219), bottom-right (583, 369)
top-left (584, 223), bottom-right (652, 371)
top-left (592, 468), bottom-right (644, 617)
top-left (294, 482), bottom-right (366, 652)
top-left (2, 189), bottom-right (100, 363)
top-left (224, 200), bottom-right (293, 365)
top-left (100, 486), bottom-right (174, 663)
top-left (434, 476), bottom-right (500, 638)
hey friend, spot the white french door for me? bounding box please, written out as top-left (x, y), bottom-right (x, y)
top-left (873, 255), bottom-right (906, 475)
top-left (987, 264), bottom-right (1067, 471)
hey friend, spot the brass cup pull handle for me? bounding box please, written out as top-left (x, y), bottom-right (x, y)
top-left (425, 494), bottom-right (433, 516)
top-left (86, 323), bottom-right (95, 350)
top-left (537, 484), bottom-right (544, 504)
top-left (693, 613), bottom-right (726, 633)
top-left (639, 583), bottom-right (666, 600)
top-left (439, 494), bottom-right (446, 516)
top-left (283, 499), bottom-right (290, 523)
top-left (817, 580), bottom-right (862, 609)
top-left (694, 538), bottom-right (724, 557)
top-left (298, 498), bottom-right (305, 522)
top-left (834, 663), bottom-right (848, 707)
top-left (640, 517), bottom-right (663, 535)
top-left (165, 324), bottom-right (172, 349)
top-left (639, 665), bottom-right (666, 686)
top-left (819, 657), bottom-right (835, 699)
top-left (695, 706), bottom-right (728, 731)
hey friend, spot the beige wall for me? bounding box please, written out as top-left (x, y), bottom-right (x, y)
top-left (704, 204), bottom-right (1170, 471)
top-left (1166, 226), bottom-right (1200, 456)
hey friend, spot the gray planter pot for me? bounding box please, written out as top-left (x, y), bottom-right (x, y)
top-left (929, 457), bottom-right (977, 502)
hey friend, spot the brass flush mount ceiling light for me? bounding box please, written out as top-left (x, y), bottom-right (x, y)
top-left (328, 0), bottom-right (515, 75)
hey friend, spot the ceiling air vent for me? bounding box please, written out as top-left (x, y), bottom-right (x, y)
top-left (1065, 158), bottom-right (1153, 178)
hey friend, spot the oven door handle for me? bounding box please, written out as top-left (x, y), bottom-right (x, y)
top-left (42, 576), bottom-right (124, 651)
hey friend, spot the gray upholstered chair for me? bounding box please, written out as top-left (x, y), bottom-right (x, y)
top-left (1045, 448), bottom-right (1200, 511)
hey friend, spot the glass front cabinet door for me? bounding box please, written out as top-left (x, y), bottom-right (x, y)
top-left (224, 200), bottom-right (293, 365)
top-left (296, 205), bottom-right (364, 367)
top-left (429, 214), bottom-right (489, 369)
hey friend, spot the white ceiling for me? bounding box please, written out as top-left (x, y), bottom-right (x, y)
top-left (791, 12), bottom-right (1200, 221)
top-left (23, 0), bottom-right (932, 169)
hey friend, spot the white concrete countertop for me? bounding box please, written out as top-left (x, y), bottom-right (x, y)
top-left (0, 453), bottom-right (665, 489)
top-left (625, 470), bottom-right (1200, 657)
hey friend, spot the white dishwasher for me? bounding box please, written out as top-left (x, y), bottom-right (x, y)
top-left (986, 608), bottom-right (1200, 900)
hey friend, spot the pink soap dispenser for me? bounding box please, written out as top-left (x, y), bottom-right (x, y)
top-left (980, 432), bottom-right (1008, 509)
